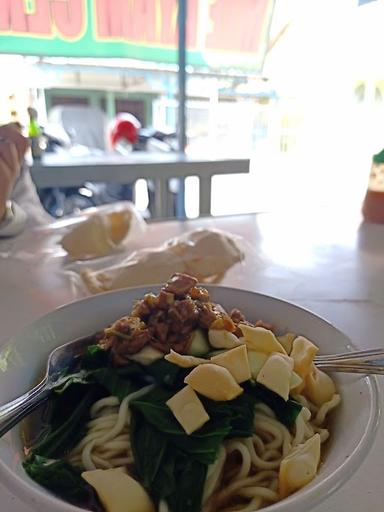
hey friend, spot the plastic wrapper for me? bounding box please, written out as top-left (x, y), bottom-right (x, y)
top-left (78, 228), bottom-right (245, 294)
top-left (0, 201), bottom-right (147, 262)
top-left (61, 204), bottom-right (144, 260)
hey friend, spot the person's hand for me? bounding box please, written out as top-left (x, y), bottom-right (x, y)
top-left (0, 124), bottom-right (29, 221)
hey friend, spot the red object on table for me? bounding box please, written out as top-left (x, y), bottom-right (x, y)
top-left (362, 149), bottom-right (384, 223)
top-left (110, 114), bottom-right (141, 147)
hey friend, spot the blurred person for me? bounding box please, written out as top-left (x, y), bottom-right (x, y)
top-left (0, 124), bottom-right (51, 237)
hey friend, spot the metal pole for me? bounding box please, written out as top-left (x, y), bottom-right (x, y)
top-left (175, 0), bottom-right (187, 218)
top-left (178, 0), bottom-right (187, 153)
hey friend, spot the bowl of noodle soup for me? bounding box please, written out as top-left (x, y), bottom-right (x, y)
top-left (0, 283), bottom-right (379, 512)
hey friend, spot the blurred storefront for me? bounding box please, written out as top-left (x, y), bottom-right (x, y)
top-left (0, 0), bottom-right (276, 156)
top-left (2, 0), bottom-right (382, 218)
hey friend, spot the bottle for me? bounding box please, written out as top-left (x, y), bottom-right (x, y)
top-left (27, 107), bottom-right (43, 161)
top-left (362, 149), bottom-right (384, 223)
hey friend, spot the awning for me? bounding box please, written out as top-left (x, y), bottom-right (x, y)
top-left (0, 0), bottom-right (275, 71)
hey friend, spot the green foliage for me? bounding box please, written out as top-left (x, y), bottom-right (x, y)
top-left (23, 455), bottom-right (102, 511)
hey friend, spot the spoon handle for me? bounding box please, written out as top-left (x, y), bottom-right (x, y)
top-left (0, 379), bottom-right (50, 438)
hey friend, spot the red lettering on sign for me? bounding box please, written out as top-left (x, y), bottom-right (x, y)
top-left (155, 0), bottom-right (177, 45)
top-left (95, 0), bottom-right (125, 38)
top-left (0, 0), bottom-right (27, 32)
top-left (126, 0), bottom-right (157, 42)
top-left (206, 0), bottom-right (269, 53)
top-left (28, 0), bottom-right (51, 35)
top-left (95, 0), bottom-right (194, 47)
top-left (96, 0), bottom-right (161, 44)
top-left (186, 0), bottom-right (197, 47)
top-left (51, 0), bottom-right (84, 39)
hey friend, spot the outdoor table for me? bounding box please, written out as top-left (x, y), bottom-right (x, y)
top-left (31, 152), bottom-right (250, 218)
top-left (0, 206), bottom-right (383, 511)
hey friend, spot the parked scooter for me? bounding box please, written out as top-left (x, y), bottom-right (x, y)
top-left (37, 114), bottom-right (177, 218)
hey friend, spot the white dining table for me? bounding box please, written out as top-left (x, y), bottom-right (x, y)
top-left (31, 152), bottom-right (250, 218)
top-left (0, 205), bottom-right (383, 511)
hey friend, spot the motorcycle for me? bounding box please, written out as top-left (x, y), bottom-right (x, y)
top-left (37, 127), bottom-right (177, 218)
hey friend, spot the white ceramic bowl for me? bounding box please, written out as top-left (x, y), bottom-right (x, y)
top-left (0, 286), bottom-right (380, 512)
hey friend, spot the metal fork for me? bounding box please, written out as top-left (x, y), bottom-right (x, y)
top-left (0, 337), bottom-right (383, 440)
top-left (314, 348), bottom-right (384, 375)
top-left (0, 334), bottom-right (95, 439)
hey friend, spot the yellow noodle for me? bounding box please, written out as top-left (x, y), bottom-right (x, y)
top-left (227, 496), bottom-right (263, 512)
top-left (238, 486), bottom-right (279, 501)
top-left (159, 501), bottom-right (170, 512)
top-left (293, 406), bottom-right (313, 446)
top-left (243, 437), bottom-right (281, 470)
top-left (293, 410), bottom-right (306, 446)
top-left (314, 394), bottom-right (341, 426)
top-left (225, 440), bottom-right (252, 480)
top-left (90, 396), bottom-right (119, 416)
top-left (215, 466), bottom-right (279, 502)
top-left (68, 384), bottom-right (154, 471)
top-left (254, 403), bottom-right (276, 418)
top-left (262, 449), bottom-right (282, 462)
top-left (252, 435), bottom-right (266, 455)
top-left (255, 416), bottom-right (292, 457)
top-left (313, 425), bottom-right (330, 442)
top-left (67, 359), bottom-right (339, 512)
top-left (203, 445), bottom-right (227, 503)
top-left (206, 382), bottom-right (340, 512)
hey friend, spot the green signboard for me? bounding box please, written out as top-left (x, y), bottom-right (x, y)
top-left (0, 0), bottom-right (274, 70)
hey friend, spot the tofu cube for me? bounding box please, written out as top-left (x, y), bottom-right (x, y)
top-left (256, 353), bottom-right (294, 401)
top-left (82, 467), bottom-right (155, 512)
top-left (279, 434), bottom-right (321, 498)
top-left (184, 363), bottom-right (243, 401)
top-left (166, 385), bottom-right (210, 435)
top-left (239, 325), bottom-right (286, 355)
top-left (210, 344), bottom-right (251, 383)
top-left (290, 336), bottom-right (319, 380)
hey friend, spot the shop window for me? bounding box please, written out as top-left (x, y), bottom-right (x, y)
top-left (50, 96), bottom-right (89, 107)
top-left (115, 99), bottom-right (145, 126)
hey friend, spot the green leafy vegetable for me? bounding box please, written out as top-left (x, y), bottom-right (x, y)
top-left (146, 359), bottom-right (190, 389)
top-left (80, 344), bottom-right (109, 370)
top-left (244, 381), bottom-right (302, 427)
top-left (25, 338), bottom-right (304, 512)
top-left (51, 369), bottom-right (89, 394)
top-left (31, 388), bottom-right (98, 458)
top-left (91, 367), bottom-right (139, 402)
top-left (53, 363), bottom-right (145, 401)
top-left (130, 413), bottom-right (167, 490)
top-left (130, 410), bottom-right (207, 512)
top-left (115, 361), bottom-right (148, 379)
top-left (202, 392), bottom-right (256, 438)
top-left (23, 455), bottom-right (103, 511)
top-left (131, 387), bottom-right (231, 465)
top-left (129, 386), bottom-right (257, 512)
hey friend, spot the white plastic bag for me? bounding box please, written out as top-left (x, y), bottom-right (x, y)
top-left (79, 228), bottom-right (245, 294)
top-left (1, 201), bottom-right (146, 262)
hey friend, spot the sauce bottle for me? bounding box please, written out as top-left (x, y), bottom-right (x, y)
top-left (27, 107), bottom-right (43, 161)
top-left (362, 149), bottom-right (384, 223)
